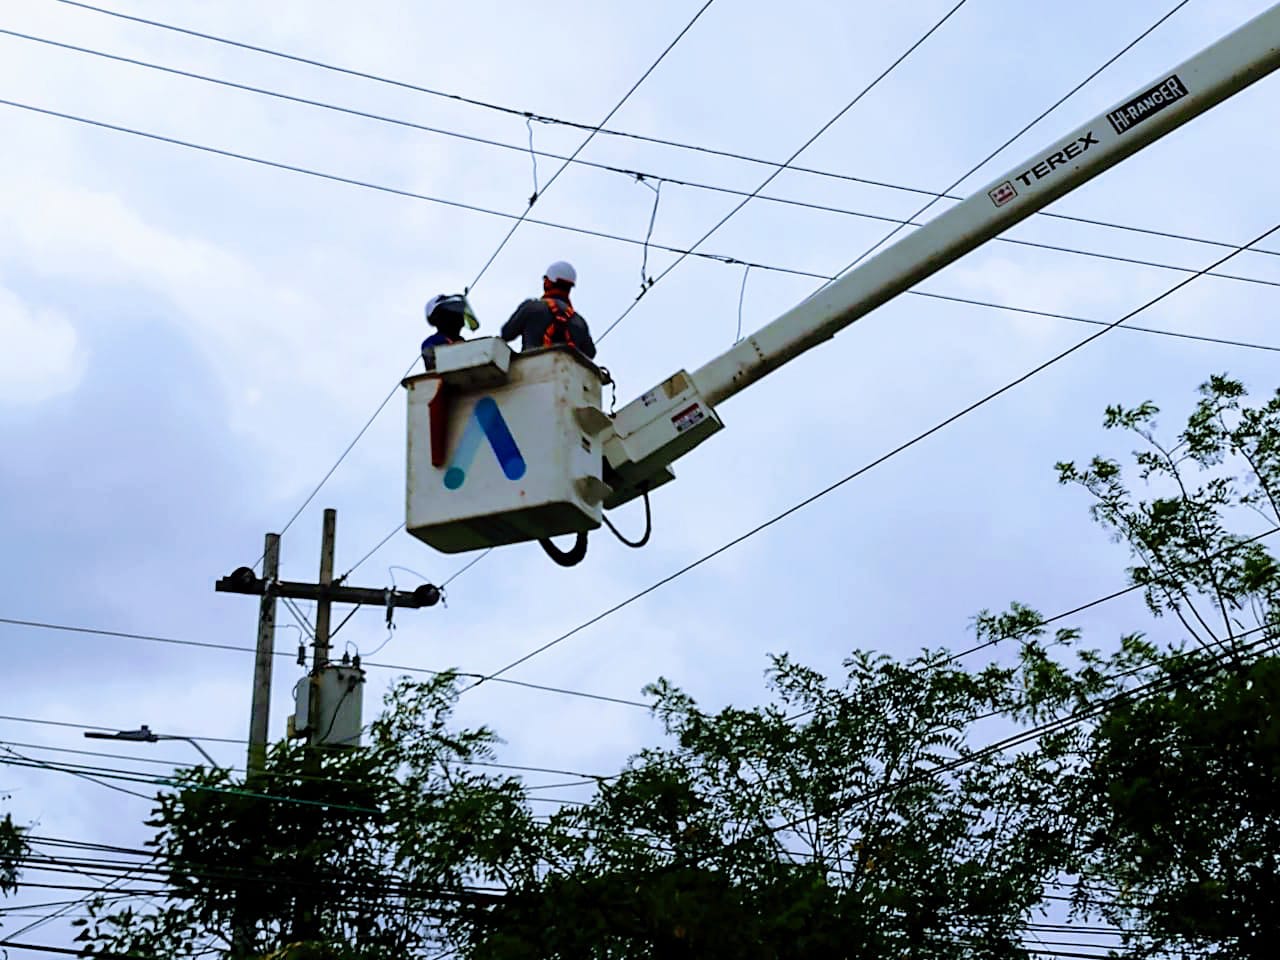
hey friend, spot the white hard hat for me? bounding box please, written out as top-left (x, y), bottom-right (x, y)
top-left (544, 260), bottom-right (577, 286)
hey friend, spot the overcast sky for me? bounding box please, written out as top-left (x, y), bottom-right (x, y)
top-left (3, 0), bottom-right (1280, 953)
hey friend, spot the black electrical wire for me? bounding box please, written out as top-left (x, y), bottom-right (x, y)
top-left (463, 0), bottom-right (719, 291)
top-left (766, 623), bottom-right (1278, 841)
top-left (18, 832), bottom-right (1157, 928)
top-left (601, 625), bottom-right (1280, 903)
top-left (833, 0), bottom-right (1194, 279)
top-left (0, 939), bottom-right (162, 959)
top-left (17, 849), bottom-right (506, 905)
top-left (0, 615), bottom-right (649, 710)
top-left (1, 745), bottom-right (153, 801)
top-left (779, 524), bottom-right (1280, 725)
top-left (268, 358), bottom-right (418, 548)
top-left (599, 0), bottom-right (975, 340)
top-left (12, 28), bottom-right (1272, 296)
top-left (0, 720), bottom-right (617, 783)
top-left (602, 490), bottom-right (652, 549)
top-left (58, 0), bottom-right (1267, 269)
top-left (596, 0), bottom-right (1206, 342)
top-left (462, 218), bottom-right (1280, 688)
top-left (0, 750), bottom-right (385, 816)
top-left (7, 94), bottom-right (1266, 303)
top-left (538, 532), bottom-right (589, 567)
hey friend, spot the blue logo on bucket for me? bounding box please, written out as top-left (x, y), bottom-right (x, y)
top-left (444, 397), bottom-right (526, 489)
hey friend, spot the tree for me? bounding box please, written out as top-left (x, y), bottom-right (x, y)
top-left (1045, 375), bottom-right (1280, 959)
top-left (74, 673), bottom-right (539, 959)
top-left (457, 647), bottom-right (1086, 959)
top-left (1, 795), bottom-right (27, 909)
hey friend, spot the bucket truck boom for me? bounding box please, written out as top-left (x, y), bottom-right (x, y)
top-left (404, 3), bottom-right (1280, 555)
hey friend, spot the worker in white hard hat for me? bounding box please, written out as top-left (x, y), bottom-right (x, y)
top-left (500, 260), bottom-right (597, 360)
top-left (421, 293), bottom-right (479, 371)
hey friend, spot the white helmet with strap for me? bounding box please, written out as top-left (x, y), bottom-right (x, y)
top-left (424, 293), bottom-right (479, 330)
top-left (544, 260), bottom-right (577, 286)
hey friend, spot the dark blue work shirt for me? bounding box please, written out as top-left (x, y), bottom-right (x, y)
top-left (421, 332), bottom-right (459, 371)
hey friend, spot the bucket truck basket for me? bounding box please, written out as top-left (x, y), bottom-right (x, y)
top-left (404, 339), bottom-right (612, 553)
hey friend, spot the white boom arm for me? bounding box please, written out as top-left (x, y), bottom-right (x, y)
top-left (601, 3), bottom-right (1280, 508)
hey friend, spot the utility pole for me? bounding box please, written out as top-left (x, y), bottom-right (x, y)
top-left (217, 509), bottom-right (442, 751)
top-left (311, 509), bottom-right (336, 673)
top-left (308, 509), bottom-right (337, 745)
top-left (248, 532), bottom-right (280, 778)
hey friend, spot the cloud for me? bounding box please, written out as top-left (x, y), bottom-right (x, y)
top-left (0, 282), bottom-right (85, 407)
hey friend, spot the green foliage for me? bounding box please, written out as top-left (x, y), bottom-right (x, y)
top-left (457, 649), bottom-right (1080, 958)
top-left (1055, 376), bottom-right (1280, 653)
top-left (74, 672), bottom-right (537, 959)
top-left (1, 799), bottom-right (28, 901)
top-left (1075, 653), bottom-right (1280, 958)
top-left (1050, 375), bottom-right (1280, 959)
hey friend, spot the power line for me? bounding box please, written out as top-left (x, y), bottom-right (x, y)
top-left (0, 740), bottom-right (614, 807)
top-left (463, 218), bottom-right (1280, 687)
top-left (269, 360), bottom-right (417, 549)
top-left (765, 622), bottom-right (1278, 842)
top-left (7, 72), bottom-right (1269, 300)
top-left (8, 95), bottom-right (1268, 318)
top-left (1, 745), bottom-right (153, 801)
top-left (598, 0), bottom-right (974, 340)
top-left (462, 0), bottom-right (718, 290)
top-left (58, 0), bottom-right (1279, 266)
top-left (779, 525), bottom-right (1280, 725)
top-left (831, 0), bottom-right (1193, 279)
top-left (1, 742), bottom-right (609, 808)
top-left (909, 290), bottom-right (1280, 353)
top-left (0, 614), bottom-right (648, 710)
top-left (595, 0), bottom-right (1204, 341)
top-left (0, 940), bottom-right (162, 959)
top-left (9, 26), bottom-right (1279, 276)
top-left (0, 750), bottom-right (378, 816)
top-left (0, 719), bottom-right (615, 782)
top-left (19, 842), bottom-right (507, 903)
top-left (12, 839), bottom-right (1152, 957)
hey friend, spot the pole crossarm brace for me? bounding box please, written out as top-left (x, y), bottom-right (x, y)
top-left (216, 566), bottom-right (442, 609)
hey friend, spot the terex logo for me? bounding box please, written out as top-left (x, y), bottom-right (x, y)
top-left (1014, 132), bottom-right (1100, 188)
top-left (443, 397), bottom-right (527, 490)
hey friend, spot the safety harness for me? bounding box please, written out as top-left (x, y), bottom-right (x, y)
top-left (540, 296), bottom-right (577, 350)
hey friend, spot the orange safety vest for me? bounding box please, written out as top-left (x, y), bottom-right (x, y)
top-left (541, 296), bottom-right (577, 349)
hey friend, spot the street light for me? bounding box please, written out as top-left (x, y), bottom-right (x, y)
top-left (84, 725), bottom-right (219, 767)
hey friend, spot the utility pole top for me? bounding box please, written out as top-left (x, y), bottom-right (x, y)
top-left (215, 568), bottom-right (442, 609)
top-left (218, 509), bottom-right (442, 754)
